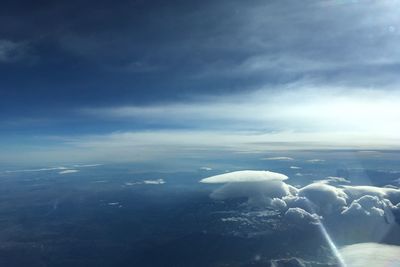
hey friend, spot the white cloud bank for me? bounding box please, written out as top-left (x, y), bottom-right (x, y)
top-left (4, 164), bottom-right (102, 174)
top-left (3, 87), bottom-right (400, 165)
top-left (82, 88), bottom-right (400, 139)
top-left (339, 243), bottom-right (400, 267)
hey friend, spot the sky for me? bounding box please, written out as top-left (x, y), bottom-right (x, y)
top-left (1, 0), bottom-right (400, 165)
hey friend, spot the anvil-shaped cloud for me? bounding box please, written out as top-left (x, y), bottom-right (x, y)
top-left (200, 170), bottom-right (295, 207)
top-left (199, 170), bottom-right (288, 183)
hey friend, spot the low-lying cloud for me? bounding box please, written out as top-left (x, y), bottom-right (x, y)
top-left (339, 242), bottom-right (400, 267)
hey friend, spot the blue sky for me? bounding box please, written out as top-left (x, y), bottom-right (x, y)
top-left (1, 0), bottom-right (400, 165)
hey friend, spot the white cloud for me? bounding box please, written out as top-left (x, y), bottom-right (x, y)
top-left (282, 195), bottom-right (313, 214)
top-left (262, 157), bottom-right (294, 161)
top-left (4, 164), bottom-right (102, 173)
top-left (314, 176), bottom-right (350, 185)
top-left (343, 185), bottom-right (400, 205)
top-left (0, 39), bottom-right (29, 63)
top-left (298, 183), bottom-right (348, 214)
top-left (221, 217), bottom-right (251, 224)
top-left (201, 170), bottom-right (400, 244)
top-left (143, 179), bottom-right (165, 185)
top-left (306, 159), bottom-right (325, 163)
top-left (290, 166), bottom-right (301, 170)
top-left (5, 166), bottom-right (68, 173)
top-left (284, 207), bottom-right (321, 225)
top-left (36, 87), bottom-right (394, 165)
top-left (209, 181), bottom-right (294, 207)
top-left (59, 169), bottom-right (79, 174)
top-left (123, 179), bottom-right (166, 185)
top-left (5, 86), bottom-right (400, 165)
top-left (72, 164), bottom-right (102, 168)
top-left (342, 195), bottom-right (387, 217)
top-left (271, 198), bottom-right (287, 210)
top-left (200, 170), bottom-right (288, 183)
top-left (10, 129), bottom-right (399, 166)
top-left (81, 88), bottom-right (400, 140)
top-left (201, 170), bottom-right (295, 207)
top-left (339, 243), bottom-right (400, 267)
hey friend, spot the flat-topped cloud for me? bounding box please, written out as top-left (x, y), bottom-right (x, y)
top-left (200, 170), bottom-right (288, 184)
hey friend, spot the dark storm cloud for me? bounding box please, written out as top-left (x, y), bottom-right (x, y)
top-left (2, 0), bottom-right (400, 163)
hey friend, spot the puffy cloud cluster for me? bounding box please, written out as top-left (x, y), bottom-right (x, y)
top-left (201, 170), bottom-right (400, 233)
top-left (342, 195), bottom-right (388, 217)
top-left (284, 208), bottom-right (321, 225)
top-left (343, 185), bottom-right (400, 205)
top-left (298, 183), bottom-right (347, 214)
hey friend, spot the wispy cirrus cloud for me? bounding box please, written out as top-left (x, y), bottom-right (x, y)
top-left (0, 39), bottom-right (31, 63)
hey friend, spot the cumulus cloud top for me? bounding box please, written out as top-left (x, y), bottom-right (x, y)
top-left (343, 185), bottom-right (400, 205)
top-left (200, 170), bottom-right (288, 184)
top-left (298, 183), bottom-right (348, 213)
top-left (341, 195), bottom-right (397, 225)
top-left (284, 208), bottom-right (320, 225)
